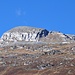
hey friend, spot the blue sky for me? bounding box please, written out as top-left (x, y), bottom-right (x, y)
top-left (0, 0), bottom-right (75, 37)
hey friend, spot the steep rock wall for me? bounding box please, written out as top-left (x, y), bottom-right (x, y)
top-left (1, 26), bottom-right (49, 42)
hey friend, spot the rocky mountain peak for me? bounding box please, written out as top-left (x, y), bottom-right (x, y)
top-left (0, 26), bottom-right (75, 47)
top-left (0, 27), bottom-right (75, 75)
top-left (7, 26), bottom-right (44, 33)
top-left (1, 26), bottom-right (49, 42)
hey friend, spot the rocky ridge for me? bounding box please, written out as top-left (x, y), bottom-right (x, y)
top-left (1, 26), bottom-right (49, 42)
top-left (0, 26), bottom-right (75, 47)
top-left (0, 26), bottom-right (75, 75)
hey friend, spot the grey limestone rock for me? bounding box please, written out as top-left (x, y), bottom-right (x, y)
top-left (0, 26), bottom-right (75, 47)
top-left (1, 26), bottom-right (49, 42)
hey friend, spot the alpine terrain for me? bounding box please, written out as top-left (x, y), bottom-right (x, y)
top-left (0, 26), bottom-right (75, 75)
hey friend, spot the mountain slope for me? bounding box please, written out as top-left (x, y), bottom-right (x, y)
top-left (0, 26), bottom-right (75, 75)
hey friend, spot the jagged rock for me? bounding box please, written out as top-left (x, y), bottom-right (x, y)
top-left (40, 31), bottom-right (75, 43)
top-left (0, 26), bottom-right (75, 75)
top-left (1, 26), bottom-right (49, 42)
top-left (66, 34), bottom-right (75, 40)
top-left (0, 26), bottom-right (75, 47)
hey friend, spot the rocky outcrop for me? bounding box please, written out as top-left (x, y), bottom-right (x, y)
top-left (40, 31), bottom-right (75, 43)
top-left (1, 26), bottom-right (49, 42)
top-left (0, 26), bottom-right (75, 47)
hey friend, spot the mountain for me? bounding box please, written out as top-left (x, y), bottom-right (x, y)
top-left (0, 26), bottom-right (75, 47)
top-left (0, 26), bottom-right (75, 75)
top-left (1, 26), bottom-right (49, 42)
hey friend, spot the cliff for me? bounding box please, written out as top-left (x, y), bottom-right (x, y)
top-left (0, 26), bottom-right (75, 47)
top-left (1, 26), bottom-right (49, 42)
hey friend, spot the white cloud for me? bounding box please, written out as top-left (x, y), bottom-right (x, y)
top-left (16, 8), bottom-right (26, 16)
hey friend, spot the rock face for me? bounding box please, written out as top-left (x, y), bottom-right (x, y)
top-left (0, 26), bottom-right (75, 75)
top-left (41, 31), bottom-right (75, 43)
top-left (1, 26), bottom-right (49, 42)
top-left (0, 26), bottom-right (75, 47)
